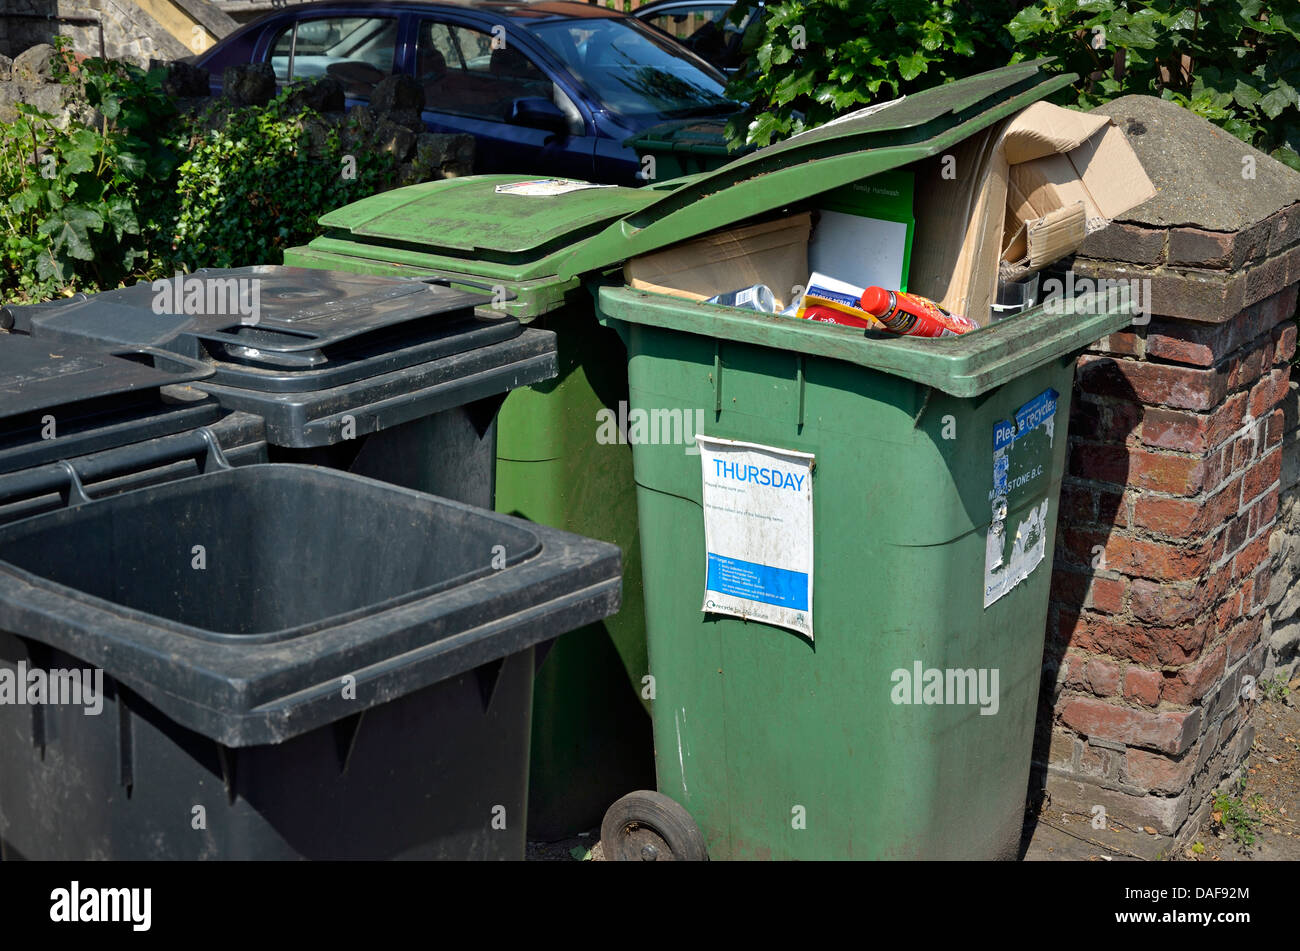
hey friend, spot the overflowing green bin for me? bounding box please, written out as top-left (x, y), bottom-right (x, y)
top-left (285, 59), bottom-right (1126, 853)
top-left (594, 286), bottom-right (1130, 860)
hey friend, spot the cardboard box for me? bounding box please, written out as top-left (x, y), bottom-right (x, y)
top-left (623, 212), bottom-right (811, 311)
top-left (809, 169), bottom-right (915, 292)
top-left (908, 102), bottom-right (1155, 325)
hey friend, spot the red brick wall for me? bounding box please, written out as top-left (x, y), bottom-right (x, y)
top-left (1037, 203), bottom-right (1300, 844)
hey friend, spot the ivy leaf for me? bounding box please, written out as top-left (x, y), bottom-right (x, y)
top-left (1108, 10), bottom-right (1161, 49)
top-left (38, 205), bottom-right (103, 261)
top-left (1008, 6), bottom-right (1051, 43)
top-left (896, 50), bottom-right (930, 82)
top-left (1259, 82), bottom-right (1297, 119)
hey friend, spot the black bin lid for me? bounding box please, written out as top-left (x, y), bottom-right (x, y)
top-left (0, 335), bottom-right (220, 475)
top-left (15, 266), bottom-right (514, 393)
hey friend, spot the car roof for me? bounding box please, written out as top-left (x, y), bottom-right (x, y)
top-left (251, 0), bottom-right (626, 21)
top-left (633, 0), bottom-right (738, 12)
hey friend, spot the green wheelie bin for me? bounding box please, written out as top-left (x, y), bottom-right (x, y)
top-left (625, 119), bottom-right (753, 182)
top-left (287, 59), bottom-right (1120, 851)
top-left (594, 284), bottom-right (1130, 860)
top-left (565, 77), bottom-right (1138, 859)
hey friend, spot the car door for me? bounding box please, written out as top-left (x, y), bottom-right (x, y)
top-left (408, 14), bottom-right (596, 180)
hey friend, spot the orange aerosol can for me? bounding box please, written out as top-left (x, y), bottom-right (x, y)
top-left (859, 286), bottom-right (980, 338)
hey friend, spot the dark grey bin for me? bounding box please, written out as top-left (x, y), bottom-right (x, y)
top-left (0, 328), bottom-right (620, 861)
top-left (0, 464), bottom-right (620, 860)
top-left (3, 266), bottom-right (558, 509)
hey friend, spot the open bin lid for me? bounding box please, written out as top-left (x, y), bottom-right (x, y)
top-left (307, 61), bottom-right (1073, 283)
top-left (0, 335), bottom-right (222, 475)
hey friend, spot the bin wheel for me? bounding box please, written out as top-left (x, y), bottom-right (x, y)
top-left (601, 791), bottom-right (707, 861)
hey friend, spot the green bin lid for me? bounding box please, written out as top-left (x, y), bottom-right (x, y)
top-left (625, 117), bottom-right (750, 157)
top-left (314, 61), bottom-right (1073, 283)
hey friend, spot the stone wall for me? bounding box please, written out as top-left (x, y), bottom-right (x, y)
top-left (1035, 94), bottom-right (1300, 857)
top-left (1264, 379), bottom-right (1300, 678)
top-left (0, 44), bottom-right (76, 125)
top-left (1, 0), bottom-right (192, 66)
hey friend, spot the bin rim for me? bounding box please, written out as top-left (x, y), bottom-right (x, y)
top-left (0, 463), bottom-right (622, 746)
top-left (595, 283), bottom-right (1137, 398)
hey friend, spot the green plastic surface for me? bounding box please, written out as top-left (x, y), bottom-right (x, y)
top-left (595, 286), bottom-right (1132, 859)
top-left (288, 58), bottom-right (1090, 851)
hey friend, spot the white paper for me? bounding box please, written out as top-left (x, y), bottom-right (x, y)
top-left (809, 210), bottom-right (908, 292)
top-left (983, 388), bottom-right (1059, 608)
top-left (697, 436), bottom-right (815, 638)
top-left (493, 179), bottom-right (614, 196)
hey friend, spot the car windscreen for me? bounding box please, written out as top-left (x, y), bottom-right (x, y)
top-left (525, 18), bottom-right (733, 121)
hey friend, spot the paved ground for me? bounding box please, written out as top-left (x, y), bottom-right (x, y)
top-left (530, 680), bottom-right (1299, 862)
top-left (525, 832), bottom-right (603, 862)
top-left (1024, 680), bottom-right (1300, 861)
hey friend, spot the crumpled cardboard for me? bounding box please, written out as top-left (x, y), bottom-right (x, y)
top-left (910, 101), bottom-right (1155, 325)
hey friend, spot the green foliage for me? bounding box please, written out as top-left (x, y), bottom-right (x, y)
top-left (1212, 775), bottom-right (1264, 847)
top-left (1257, 674), bottom-right (1290, 702)
top-left (0, 38), bottom-right (181, 300)
top-left (0, 42), bottom-right (409, 301)
top-left (726, 1), bottom-right (1300, 171)
top-left (1006, 1), bottom-right (1300, 169)
top-left (723, 0), bottom-right (1024, 147)
top-left (169, 92), bottom-right (398, 270)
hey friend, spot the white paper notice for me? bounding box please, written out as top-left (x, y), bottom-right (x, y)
top-left (492, 179), bottom-right (614, 196)
top-left (697, 436), bottom-right (815, 638)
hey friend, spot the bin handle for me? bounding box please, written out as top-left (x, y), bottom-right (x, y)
top-left (106, 345), bottom-right (212, 380)
top-left (0, 426), bottom-right (231, 512)
top-left (417, 275), bottom-right (516, 304)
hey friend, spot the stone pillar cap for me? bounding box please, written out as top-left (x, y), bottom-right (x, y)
top-left (1091, 95), bottom-right (1300, 232)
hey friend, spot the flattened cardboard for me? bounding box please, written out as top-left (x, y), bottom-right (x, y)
top-left (624, 212), bottom-right (812, 311)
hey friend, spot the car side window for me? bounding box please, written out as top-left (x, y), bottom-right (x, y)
top-left (417, 20), bottom-right (575, 128)
top-left (642, 5), bottom-right (741, 65)
top-left (269, 16), bottom-right (398, 99)
top-left (643, 5), bottom-right (730, 39)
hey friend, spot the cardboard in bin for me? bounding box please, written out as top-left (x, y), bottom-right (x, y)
top-left (910, 100), bottom-right (1155, 325)
top-left (623, 212), bottom-right (811, 312)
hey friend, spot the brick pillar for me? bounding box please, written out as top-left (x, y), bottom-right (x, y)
top-left (1037, 95), bottom-right (1300, 853)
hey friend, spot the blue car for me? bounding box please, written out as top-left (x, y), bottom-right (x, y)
top-left (194, 0), bottom-right (739, 185)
